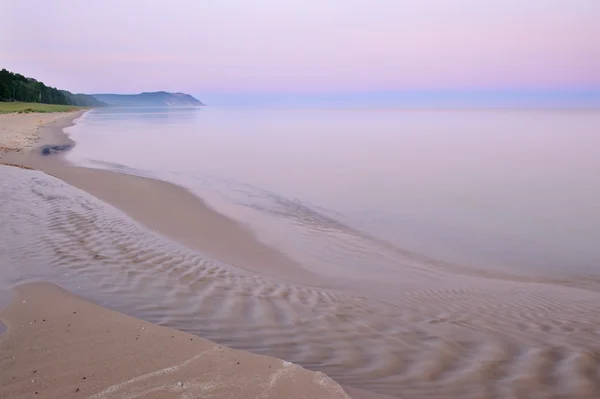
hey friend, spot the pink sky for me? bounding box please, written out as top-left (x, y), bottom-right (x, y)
top-left (2, 0), bottom-right (600, 93)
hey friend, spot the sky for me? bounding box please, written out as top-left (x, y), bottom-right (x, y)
top-left (2, 0), bottom-right (600, 105)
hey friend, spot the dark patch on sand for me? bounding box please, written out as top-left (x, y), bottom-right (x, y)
top-left (41, 144), bottom-right (73, 156)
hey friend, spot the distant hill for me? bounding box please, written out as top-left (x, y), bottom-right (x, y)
top-left (0, 68), bottom-right (106, 107)
top-left (91, 92), bottom-right (205, 107)
top-left (61, 91), bottom-right (106, 107)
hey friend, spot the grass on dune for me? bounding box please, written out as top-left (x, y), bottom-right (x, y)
top-left (0, 101), bottom-right (84, 114)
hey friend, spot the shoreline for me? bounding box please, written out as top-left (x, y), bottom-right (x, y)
top-left (3, 110), bottom-right (600, 398)
top-left (0, 111), bottom-right (357, 398)
top-left (1, 111), bottom-right (321, 287)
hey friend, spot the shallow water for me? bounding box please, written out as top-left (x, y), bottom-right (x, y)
top-left (66, 107), bottom-right (600, 280)
top-left (2, 165), bottom-right (600, 398)
top-left (2, 107), bottom-right (600, 398)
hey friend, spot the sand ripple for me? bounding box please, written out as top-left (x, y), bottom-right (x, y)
top-left (1, 165), bottom-right (600, 398)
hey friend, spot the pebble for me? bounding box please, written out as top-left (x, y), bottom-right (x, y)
top-left (176, 381), bottom-right (184, 388)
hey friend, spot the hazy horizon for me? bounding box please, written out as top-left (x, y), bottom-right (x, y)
top-left (3, 0), bottom-right (600, 107)
top-left (198, 90), bottom-right (600, 108)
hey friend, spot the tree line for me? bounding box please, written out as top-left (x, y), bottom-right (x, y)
top-left (0, 68), bottom-right (104, 107)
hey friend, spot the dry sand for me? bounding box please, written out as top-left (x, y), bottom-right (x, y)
top-left (0, 282), bottom-right (350, 398)
top-left (0, 112), bottom-right (75, 154)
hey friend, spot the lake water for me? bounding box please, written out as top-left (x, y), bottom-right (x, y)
top-left (66, 107), bottom-right (600, 282)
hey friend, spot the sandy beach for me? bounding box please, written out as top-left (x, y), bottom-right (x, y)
top-left (0, 282), bottom-right (349, 398)
top-left (0, 111), bottom-right (354, 398)
top-left (0, 112), bottom-right (76, 154)
top-left (2, 110), bottom-right (600, 399)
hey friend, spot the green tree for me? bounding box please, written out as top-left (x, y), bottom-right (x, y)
top-left (0, 68), bottom-right (105, 106)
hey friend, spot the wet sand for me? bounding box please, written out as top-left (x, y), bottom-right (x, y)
top-left (2, 111), bottom-right (600, 398)
top-left (0, 282), bottom-right (349, 398)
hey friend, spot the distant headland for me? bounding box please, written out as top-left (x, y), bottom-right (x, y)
top-left (0, 68), bottom-right (205, 112)
top-left (92, 92), bottom-right (205, 107)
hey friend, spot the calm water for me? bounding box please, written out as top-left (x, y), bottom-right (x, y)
top-left (65, 107), bottom-right (600, 281)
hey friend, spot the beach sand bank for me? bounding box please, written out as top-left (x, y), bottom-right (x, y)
top-left (0, 282), bottom-right (350, 398)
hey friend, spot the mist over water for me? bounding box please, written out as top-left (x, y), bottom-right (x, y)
top-left (66, 107), bottom-right (600, 281)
